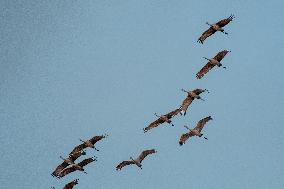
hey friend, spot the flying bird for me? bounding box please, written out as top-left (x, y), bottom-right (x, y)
top-left (63, 179), bottom-right (79, 189)
top-left (143, 109), bottom-right (181, 133)
top-left (69, 134), bottom-right (107, 155)
top-left (179, 116), bottom-right (213, 146)
top-left (198, 15), bottom-right (234, 44)
top-left (51, 179), bottom-right (79, 189)
top-left (180, 88), bottom-right (209, 116)
top-left (51, 150), bottom-right (86, 177)
top-left (196, 50), bottom-right (230, 79)
top-left (56, 157), bottom-right (97, 178)
top-left (116, 149), bottom-right (156, 170)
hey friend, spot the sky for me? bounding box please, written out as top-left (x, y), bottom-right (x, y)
top-left (0, 0), bottom-right (283, 188)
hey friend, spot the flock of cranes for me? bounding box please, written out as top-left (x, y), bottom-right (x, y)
top-left (51, 14), bottom-right (234, 189)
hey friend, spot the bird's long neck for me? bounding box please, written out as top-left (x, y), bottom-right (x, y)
top-left (207, 58), bottom-right (219, 65)
top-left (181, 88), bottom-right (189, 93)
top-left (131, 157), bottom-right (142, 168)
top-left (207, 22), bottom-right (221, 31)
top-left (203, 57), bottom-right (210, 61)
top-left (206, 22), bottom-right (213, 27)
top-left (130, 157), bottom-right (139, 164)
top-left (130, 157), bottom-right (136, 162)
top-left (154, 113), bottom-right (160, 118)
top-left (60, 156), bottom-right (69, 163)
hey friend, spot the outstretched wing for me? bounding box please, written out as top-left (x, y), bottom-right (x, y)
top-left (78, 158), bottom-right (95, 167)
top-left (197, 27), bottom-right (216, 44)
top-left (216, 15), bottom-right (234, 28)
top-left (179, 132), bottom-right (194, 146)
top-left (165, 108), bottom-right (182, 119)
top-left (194, 116), bottom-right (213, 132)
top-left (196, 62), bottom-right (215, 79)
top-left (138, 149), bottom-right (156, 163)
top-left (213, 50), bottom-right (230, 62)
top-left (116, 161), bottom-right (136, 170)
top-left (180, 96), bottom-right (194, 112)
top-left (192, 89), bottom-right (206, 95)
top-left (143, 118), bottom-right (165, 132)
top-left (63, 179), bottom-right (79, 189)
top-left (52, 162), bottom-right (69, 177)
top-left (58, 166), bottom-right (78, 178)
top-left (69, 143), bottom-right (86, 156)
top-left (90, 135), bottom-right (106, 145)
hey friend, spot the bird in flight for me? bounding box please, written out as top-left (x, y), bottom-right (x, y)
top-left (180, 88), bottom-right (209, 116)
top-left (143, 108), bottom-right (181, 133)
top-left (69, 134), bottom-right (107, 155)
top-left (179, 116), bottom-right (213, 146)
top-left (198, 15), bottom-right (234, 44)
top-left (116, 149), bottom-right (157, 170)
top-left (56, 157), bottom-right (97, 179)
top-left (51, 179), bottom-right (79, 189)
top-left (196, 50), bottom-right (231, 79)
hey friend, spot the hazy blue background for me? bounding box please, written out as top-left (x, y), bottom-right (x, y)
top-left (1, 0), bottom-right (283, 188)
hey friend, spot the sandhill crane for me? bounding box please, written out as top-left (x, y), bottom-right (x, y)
top-left (198, 15), bottom-right (234, 44)
top-left (196, 50), bottom-right (230, 79)
top-left (51, 150), bottom-right (86, 177)
top-left (180, 88), bottom-right (209, 116)
top-left (179, 116), bottom-right (213, 146)
top-left (63, 179), bottom-right (79, 189)
top-left (143, 109), bottom-right (181, 133)
top-left (69, 134), bottom-right (107, 155)
top-left (51, 179), bottom-right (79, 189)
top-left (56, 157), bottom-right (97, 179)
top-left (116, 149), bottom-right (156, 170)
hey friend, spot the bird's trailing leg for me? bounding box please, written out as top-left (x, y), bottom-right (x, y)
top-left (221, 30), bottom-right (228, 35)
top-left (218, 63), bottom-right (226, 69)
top-left (199, 133), bottom-right (208, 140)
top-left (94, 147), bottom-right (99, 151)
top-left (93, 156), bottom-right (98, 161)
top-left (168, 121), bottom-right (174, 126)
top-left (229, 14), bottom-right (235, 20)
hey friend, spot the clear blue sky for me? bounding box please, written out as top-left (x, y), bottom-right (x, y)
top-left (0, 1), bottom-right (283, 188)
